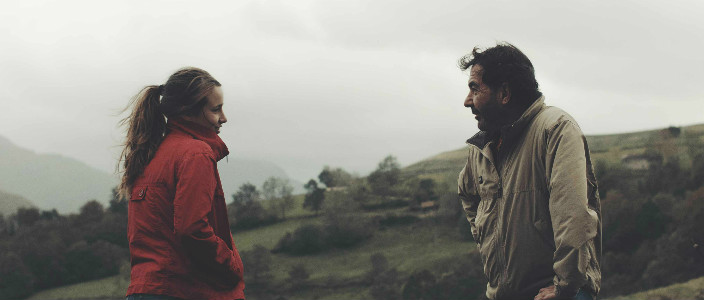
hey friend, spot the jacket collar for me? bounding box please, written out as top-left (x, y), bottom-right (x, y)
top-left (467, 95), bottom-right (546, 149)
top-left (167, 118), bottom-right (229, 161)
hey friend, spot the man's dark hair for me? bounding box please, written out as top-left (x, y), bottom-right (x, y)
top-left (458, 42), bottom-right (542, 109)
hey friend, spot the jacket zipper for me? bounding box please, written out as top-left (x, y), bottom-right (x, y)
top-left (469, 142), bottom-right (507, 288)
top-left (492, 145), bottom-right (507, 288)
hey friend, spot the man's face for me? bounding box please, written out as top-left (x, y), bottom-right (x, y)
top-left (464, 64), bottom-right (503, 132)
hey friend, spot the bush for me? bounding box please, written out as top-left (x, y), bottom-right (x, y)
top-left (64, 240), bottom-right (127, 283)
top-left (273, 225), bottom-right (327, 255)
top-left (0, 251), bottom-right (35, 299)
top-left (323, 214), bottom-right (374, 248)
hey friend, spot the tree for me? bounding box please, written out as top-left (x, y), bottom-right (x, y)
top-left (262, 177), bottom-right (295, 219)
top-left (303, 179), bottom-right (325, 214)
top-left (229, 183), bottom-right (276, 230)
top-left (368, 155), bottom-right (401, 196)
top-left (413, 178), bottom-right (437, 205)
top-left (318, 166), bottom-right (353, 188)
top-left (78, 200), bottom-right (105, 225)
top-left (322, 192), bottom-right (374, 248)
top-left (233, 183), bottom-right (260, 205)
top-left (15, 207), bottom-right (40, 227)
top-left (108, 186), bottom-right (127, 215)
top-left (40, 209), bottom-right (60, 221)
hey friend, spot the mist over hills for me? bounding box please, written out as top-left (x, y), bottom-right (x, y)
top-left (0, 189), bottom-right (35, 216)
top-left (217, 158), bottom-right (304, 200)
top-left (0, 135), bottom-right (117, 214)
top-left (0, 135), bottom-right (302, 214)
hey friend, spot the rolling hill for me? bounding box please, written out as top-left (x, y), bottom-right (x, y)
top-left (401, 123), bottom-right (704, 188)
top-left (0, 135), bottom-right (118, 214)
top-left (0, 135), bottom-right (302, 214)
top-left (0, 189), bottom-right (35, 216)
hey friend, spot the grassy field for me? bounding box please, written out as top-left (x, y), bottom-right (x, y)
top-left (27, 219), bottom-right (474, 300)
top-left (606, 276), bottom-right (704, 300)
top-left (26, 275), bottom-right (126, 300)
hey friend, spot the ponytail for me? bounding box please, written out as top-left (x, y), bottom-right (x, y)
top-left (118, 85), bottom-right (166, 198)
top-left (117, 67), bottom-right (221, 199)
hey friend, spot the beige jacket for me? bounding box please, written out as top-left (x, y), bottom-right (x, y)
top-left (458, 96), bottom-right (601, 300)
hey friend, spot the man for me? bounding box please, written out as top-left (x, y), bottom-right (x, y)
top-left (457, 43), bottom-right (602, 300)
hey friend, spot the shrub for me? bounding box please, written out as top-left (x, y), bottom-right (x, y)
top-left (273, 225), bottom-right (327, 255)
top-left (0, 251), bottom-right (35, 299)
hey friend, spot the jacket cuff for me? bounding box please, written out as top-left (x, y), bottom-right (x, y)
top-left (555, 284), bottom-right (578, 300)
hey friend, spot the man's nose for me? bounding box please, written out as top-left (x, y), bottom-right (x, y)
top-left (464, 94), bottom-right (473, 108)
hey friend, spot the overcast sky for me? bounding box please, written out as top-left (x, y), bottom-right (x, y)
top-left (1, 0), bottom-right (703, 182)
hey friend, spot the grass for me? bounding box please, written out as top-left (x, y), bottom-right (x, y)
top-left (268, 221), bottom-right (475, 282)
top-left (607, 276), bottom-right (704, 300)
top-left (28, 215), bottom-right (474, 300)
top-left (234, 216), bottom-right (321, 251)
top-left (27, 275), bottom-right (126, 300)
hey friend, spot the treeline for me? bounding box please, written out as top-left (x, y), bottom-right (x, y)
top-left (597, 149), bottom-right (704, 297)
top-left (0, 189), bottom-right (128, 299)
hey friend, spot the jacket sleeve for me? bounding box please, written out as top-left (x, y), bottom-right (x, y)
top-left (174, 152), bottom-right (243, 289)
top-left (545, 120), bottom-right (600, 297)
top-left (458, 159), bottom-right (480, 243)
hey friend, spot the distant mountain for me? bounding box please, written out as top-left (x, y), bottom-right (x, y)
top-left (0, 189), bottom-right (35, 216)
top-left (401, 123), bottom-right (704, 188)
top-left (0, 135), bottom-right (302, 213)
top-left (0, 135), bottom-right (118, 214)
top-left (217, 158), bottom-right (304, 199)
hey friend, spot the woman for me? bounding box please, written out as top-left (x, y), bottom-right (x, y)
top-left (119, 67), bottom-right (244, 300)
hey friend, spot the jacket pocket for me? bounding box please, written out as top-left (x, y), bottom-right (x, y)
top-left (533, 218), bottom-right (555, 249)
top-left (474, 196), bottom-right (495, 244)
top-left (128, 185), bottom-right (148, 241)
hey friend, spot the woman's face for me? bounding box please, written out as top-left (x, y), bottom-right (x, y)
top-left (187, 86), bottom-right (227, 134)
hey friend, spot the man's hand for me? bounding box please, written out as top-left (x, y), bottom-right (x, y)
top-left (534, 285), bottom-right (558, 300)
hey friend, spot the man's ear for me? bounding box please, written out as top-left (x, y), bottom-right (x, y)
top-left (499, 83), bottom-right (511, 105)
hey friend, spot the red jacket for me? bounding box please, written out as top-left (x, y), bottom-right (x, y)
top-left (127, 118), bottom-right (245, 300)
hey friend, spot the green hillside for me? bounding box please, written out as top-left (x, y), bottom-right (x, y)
top-left (402, 123), bottom-right (704, 189)
top-left (607, 276), bottom-right (704, 300)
